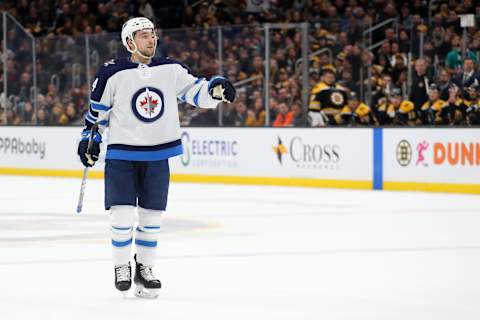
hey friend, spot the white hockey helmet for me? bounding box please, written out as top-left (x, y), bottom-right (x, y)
top-left (121, 17), bottom-right (157, 58)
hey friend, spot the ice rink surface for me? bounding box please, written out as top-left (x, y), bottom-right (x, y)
top-left (1, 175), bottom-right (480, 320)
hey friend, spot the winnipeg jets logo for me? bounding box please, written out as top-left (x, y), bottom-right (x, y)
top-left (131, 87), bottom-right (165, 123)
top-left (139, 88), bottom-right (159, 116)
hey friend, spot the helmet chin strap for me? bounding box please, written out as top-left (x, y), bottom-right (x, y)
top-left (127, 36), bottom-right (157, 61)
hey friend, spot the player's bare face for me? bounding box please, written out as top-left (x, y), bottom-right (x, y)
top-left (323, 73), bottom-right (335, 85)
top-left (134, 29), bottom-right (157, 57)
top-left (390, 96), bottom-right (401, 107)
top-left (429, 91), bottom-right (439, 101)
top-left (348, 99), bottom-right (358, 109)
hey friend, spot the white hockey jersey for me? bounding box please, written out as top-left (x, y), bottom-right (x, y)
top-left (85, 57), bottom-right (220, 161)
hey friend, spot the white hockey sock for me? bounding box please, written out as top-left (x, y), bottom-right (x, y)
top-left (135, 207), bottom-right (163, 266)
top-left (110, 205), bottom-right (135, 265)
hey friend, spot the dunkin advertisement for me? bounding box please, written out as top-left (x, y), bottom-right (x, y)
top-left (383, 129), bottom-right (480, 184)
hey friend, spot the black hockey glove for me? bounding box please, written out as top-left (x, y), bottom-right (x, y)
top-left (208, 76), bottom-right (236, 103)
top-left (77, 129), bottom-right (102, 167)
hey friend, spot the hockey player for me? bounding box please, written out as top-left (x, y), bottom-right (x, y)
top-left (373, 87), bottom-right (397, 125)
top-left (347, 92), bottom-right (373, 126)
top-left (333, 92), bottom-right (372, 126)
top-left (418, 84), bottom-right (445, 125)
top-left (374, 87), bottom-right (416, 126)
top-left (393, 92), bottom-right (417, 126)
top-left (465, 84), bottom-right (480, 125)
top-left (437, 84), bottom-right (468, 125)
top-left (308, 66), bottom-right (349, 126)
top-left (77, 17), bottom-right (235, 298)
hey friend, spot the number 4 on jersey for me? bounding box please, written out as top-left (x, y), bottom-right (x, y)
top-left (91, 78), bottom-right (98, 92)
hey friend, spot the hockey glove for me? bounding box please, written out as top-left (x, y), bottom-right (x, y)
top-left (208, 76), bottom-right (236, 103)
top-left (77, 129), bottom-right (102, 167)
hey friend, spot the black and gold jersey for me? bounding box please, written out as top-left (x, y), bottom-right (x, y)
top-left (466, 100), bottom-right (480, 125)
top-left (333, 106), bottom-right (353, 125)
top-left (374, 100), bottom-right (415, 125)
top-left (309, 82), bottom-right (349, 118)
top-left (438, 98), bottom-right (469, 125)
top-left (352, 103), bottom-right (373, 125)
top-left (374, 102), bottom-right (396, 125)
top-left (394, 100), bottom-right (417, 125)
top-left (335, 103), bottom-right (373, 125)
top-left (419, 99), bottom-right (445, 125)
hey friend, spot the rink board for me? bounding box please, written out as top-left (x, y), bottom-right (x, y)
top-left (381, 128), bottom-right (480, 194)
top-left (0, 127), bottom-right (372, 189)
top-left (0, 126), bottom-right (479, 194)
top-left (169, 128), bottom-right (372, 188)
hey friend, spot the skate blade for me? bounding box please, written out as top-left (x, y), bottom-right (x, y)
top-left (134, 285), bottom-right (159, 299)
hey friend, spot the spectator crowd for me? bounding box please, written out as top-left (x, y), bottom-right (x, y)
top-left (0, 0), bottom-right (480, 126)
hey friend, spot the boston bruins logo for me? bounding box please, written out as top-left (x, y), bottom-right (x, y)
top-left (330, 91), bottom-right (344, 106)
top-left (396, 139), bottom-right (412, 167)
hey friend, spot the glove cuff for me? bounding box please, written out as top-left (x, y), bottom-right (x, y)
top-left (81, 130), bottom-right (102, 143)
top-left (208, 76), bottom-right (226, 91)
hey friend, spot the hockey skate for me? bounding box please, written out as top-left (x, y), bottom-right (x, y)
top-left (114, 262), bottom-right (132, 298)
top-left (134, 254), bottom-right (161, 299)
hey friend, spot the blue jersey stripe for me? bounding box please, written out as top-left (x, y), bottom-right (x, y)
top-left (180, 92), bottom-right (187, 103)
top-left (193, 87), bottom-right (201, 107)
top-left (91, 101), bottom-right (111, 111)
top-left (88, 109), bottom-right (98, 120)
top-left (135, 239), bottom-right (157, 247)
top-left (108, 139), bottom-right (181, 151)
top-left (89, 106), bottom-right (99, 117)
top-left (106, 144), bottom-right (183, 161)
top-left (85, 113), bottom-right (97, 124)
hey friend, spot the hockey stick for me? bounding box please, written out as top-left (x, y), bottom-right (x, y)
top-left (76, 167), bottom-right (89, 213)
top-left (76, 123), bottom-right (99, 214)
top-left (76, 110), bottom-right (110, 214)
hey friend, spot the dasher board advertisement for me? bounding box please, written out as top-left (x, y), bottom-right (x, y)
top-left (0, 127), bottom-right (105, 174)
top-left (383, 129), bottom-right (480, 185)
top-left (170, 128), bottom-right (373, 181)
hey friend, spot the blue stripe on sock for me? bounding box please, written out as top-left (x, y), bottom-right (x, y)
top-left (112, 238), bottom-right (132, 247)
top-left (112, 226), bottom-right (132, 231)
top-left (136, 226), bottom-right (161, 233)
top-left (135, 239), bottom-right (157, 247)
